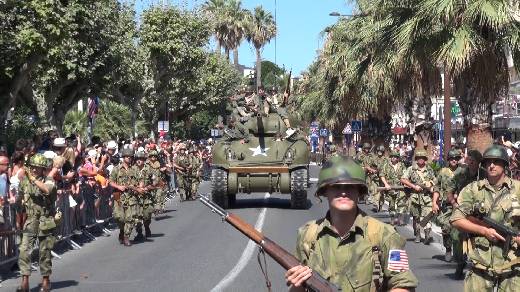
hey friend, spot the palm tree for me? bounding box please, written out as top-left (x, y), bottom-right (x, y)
top-left (245, 6), bottom-right (276, 90)
top-left (203, 0), bottom-right (227, 56)
top-left (223, 0), bottom-right (249, 69)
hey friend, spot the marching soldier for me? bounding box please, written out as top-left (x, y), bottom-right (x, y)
top-left (381, 150), bottom-right (407, 225)
top-left (451, 145), bottom-right (520, 291)
top-left (446, 149), bottom-right (484, 278)
top-left (372, 145), bottom-right (388, 212)
top-left (189, 146), bottom-right (203, 200)
top-left (355, 142), bottom-right (377, 204)
top-left (285, 156), bottom-right (418, 291)
top-left (109, 148), bottom-right (141, 246)
top-left (432, 149), bottom-right (462, 262)
top-left (173, 144), bottom-right (191, 202)
top-left (134, 151), bottom-right (153, 240)
top-left (148, 150), bottom-right (168, 214)
top-left (17, 154), bottom-right (59, 292)
top-left (401, 150), bottom-right (437, 244)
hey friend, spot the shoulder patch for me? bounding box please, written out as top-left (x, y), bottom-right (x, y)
top-left (387, 249), bottom-right (409, 272)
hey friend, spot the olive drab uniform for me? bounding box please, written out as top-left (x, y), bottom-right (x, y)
top-left (372, 154), bottom-right (389, 211)
top-left (450, 177), bottom-right (520, 291)
top-left (189, 153), bottom-right (202, 197)
top-left (295, 211), bottom-right (419, 292)
top-left (381, 159), bottom-right (407, 223)
top-left (18, 176), bottom-right (58, 277)
top-left (136, 163), bottom-right (155, 234)
top-left (110, 164), bottom-right (140, 239)
top-left (149, 160), bottom-right (166, 212)
top-left (175, 151), bottom-right (191, 201)
top-left (355, 151), bottom-right (377, 201)
top-left (434, 166), bottom-right (458, 253)
top-left (401, 163), bottom-right (437, 242)
top-left (446, 165), bottom-right (485, 268)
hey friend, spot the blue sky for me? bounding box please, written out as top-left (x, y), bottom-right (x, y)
top-left (134, 0), bottom-right (353, 76)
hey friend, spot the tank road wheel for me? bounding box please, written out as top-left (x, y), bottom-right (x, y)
top-left (227, 194), bottom-right (236, 207)
top-left (290, 168), bottom-right (308, 209)
top-left (211, 168), bottom-right (229, 209)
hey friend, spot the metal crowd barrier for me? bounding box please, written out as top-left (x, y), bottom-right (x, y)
top-left (0, 182), bottom-right (115, 272)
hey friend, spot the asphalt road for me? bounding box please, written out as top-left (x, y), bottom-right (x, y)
top-left (1, 165), bottom-right (463, 291)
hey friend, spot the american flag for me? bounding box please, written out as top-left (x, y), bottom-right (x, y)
top-left (387, 249), bottom-right (409, 272)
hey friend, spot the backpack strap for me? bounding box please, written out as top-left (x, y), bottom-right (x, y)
top-left (366, 217), bottom-right (384, 292)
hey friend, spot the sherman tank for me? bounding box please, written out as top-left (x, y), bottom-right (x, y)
top-left (211, 113), bottom-right (310, 209)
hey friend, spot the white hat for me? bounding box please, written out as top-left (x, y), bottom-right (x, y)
top-left (53, 138), bottom-right (66, 147)
top-left (87, 149), bottom-right (97, 158)
top-left (43, 151), bottom-right (57, 159)
top-left (107, 140), bottom-right (118, 150)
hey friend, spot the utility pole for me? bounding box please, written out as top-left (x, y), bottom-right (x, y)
top-left (443, 68), bottom-right (452, 157)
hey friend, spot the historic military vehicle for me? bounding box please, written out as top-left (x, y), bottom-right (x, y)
top-left (211, 113), bottom-right (310, 209)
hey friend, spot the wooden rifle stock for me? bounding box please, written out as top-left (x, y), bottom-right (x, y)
top-left (221, 212), bottom-right (339, 291)
top-left (113, 191), bottom-right (122, 202)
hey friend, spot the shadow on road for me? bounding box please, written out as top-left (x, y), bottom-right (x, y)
top-left (29, 280), bottom-right (79, 291)
top-left (229, 197), bottom-right (313, 210)
top-left (154, 215), bottom-right (173, 221)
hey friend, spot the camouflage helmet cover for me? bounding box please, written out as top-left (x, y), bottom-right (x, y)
top-left (148, 150), bottom-right (159, 157)
top-left (415, 150), bottom-right (428, 160)
top-left (316, 156), bottom-right (368, 196)
top-left (28, 153), bottom-right (52, 168)
top-left (482, 145), bottom-right (509, 165)
top-left (121, 148), bottom-right (134, 157)
top-left (447, 149), bottom-right (462, 159)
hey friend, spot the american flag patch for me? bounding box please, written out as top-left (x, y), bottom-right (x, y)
top-left (387, 249), bottom-right (409, 271)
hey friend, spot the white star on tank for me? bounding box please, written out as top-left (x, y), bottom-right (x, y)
top-left (249, 145), bottom-right (269, 157)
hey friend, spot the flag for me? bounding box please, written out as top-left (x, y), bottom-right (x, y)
top-left (87, 96), bottom-right (99, 119)
top-left (387, 249), bottom-right (409, 272)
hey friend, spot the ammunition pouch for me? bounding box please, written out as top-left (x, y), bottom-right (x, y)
top-left (39, 216), bottom-right (57, 232)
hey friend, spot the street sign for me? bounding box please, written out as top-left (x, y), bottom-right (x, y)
top-left (351, 120), bottom-right (362, 132)
top-left (343, 123), bottom-right (352, 135)
top-left (157, 121), bottom-right (169, 132)
top-left (210, 129), bottom-right (221, 138)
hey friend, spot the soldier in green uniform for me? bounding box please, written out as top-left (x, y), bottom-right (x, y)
top-left (401, 150), bottom-right (437, 244)
top-left (451, 145), bottom-right (520, 291)
top-left (17, 154), bottom-right (58, 292)
top-left (173, 144), bottom-right (191, 202)
top-left (381, 151), bottom-right (407, 225)
top-left (148, 150), bottom-right (168, 214)
top-left (372, 145), bottom-right (388, 212)
top-left (285, 156), bottom-right (418, 291)
top-left (432, 149), bottom-right (462, 262)
top-left (189, 146), bottom-right (203, 199)
top-left (109, 148), bottom-right (140, 246)
top-left (355, 142), bottom-right (377, 205)
top-left (223, 116), bottom-right (250, 144)
top-left (446, 149), bottom-right (484, 278)
top-left (134, 151), bottom-right (154, 240)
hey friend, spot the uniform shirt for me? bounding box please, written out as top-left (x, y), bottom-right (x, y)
top-left (110, 164), bottom-right (139, 205)
top-left (445, 165), bottom-right (484, 195)
top-left (401, 164), bottom-right (437, 205)
top-left (435, 166), bottom-right (458, 201)
top-left (18, 176), bottom-right (57, 236)
top-left (295, 211), bottom-right (418, 291)
top-left (450, 177), bottom-right (520, 271)
top-left (356, 152), bottom-right (378, 180)
top-left (382, 161), bottom-right (406, 186)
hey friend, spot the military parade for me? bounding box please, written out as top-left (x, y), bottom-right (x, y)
top-left (1, 0), bottom-right (520, 291)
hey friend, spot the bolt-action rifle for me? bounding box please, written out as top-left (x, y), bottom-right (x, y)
top-left (376, 186), bottom-right (405, 192)
top-left (199, 195), bottom-right (339, 292)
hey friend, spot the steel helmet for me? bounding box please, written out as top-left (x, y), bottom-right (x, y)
top-left (447, 149), bottom-right (462, 160)
top-left (362, 142), bottom-right (371, 149)
top-left (121, 148), bottom-right (134, 157)
top-left (148, 150), bottom-right (159, 157)
top-left (27, 153), bottom-right (52, 169)
top-left (467, 149), bottom-right (483, 163)
top-left (316, 156), bottom-right (368, 196)
top-left (415, 150), bottom-right (428, 160)
top-left (482, 145), bottom-right (509, 166)
top-left (390, 151), bottom-right (400, 157)
top-left (376, 145), bottom-right (385, 152)
top-left (134, 151), bottom-right (147, 159)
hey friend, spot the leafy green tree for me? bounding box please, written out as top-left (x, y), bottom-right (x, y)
top-left (245, 6), bottom-right (277, 89)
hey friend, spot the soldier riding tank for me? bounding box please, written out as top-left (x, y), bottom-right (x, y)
top-left (211, 110), bottom-right (310, 209)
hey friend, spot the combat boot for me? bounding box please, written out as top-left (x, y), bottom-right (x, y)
top-left (118, 231), bottom-right (124, 244)
top-left (424, 229), bottom-right (432, 245)
top-left (41, 276), bottom-right (51, 292)
top-left (454, 262), bottom-right (465, 280)
top-left (144, 220), bottom-right (152, 238)
top-left (16, 275), bottom-right (29, 292)
top-left (123, 237), bottom-right (132, 247)
top-left (134, 233), bottom-right (145, 242)
top-left (412, 220), bottom-right (421, 243)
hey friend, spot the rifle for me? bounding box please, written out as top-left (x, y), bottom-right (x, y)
top-left (468, 203), bottom-right (520, 256)
top-left (282, 70), bottom-right (292, 106)
top-left (419, 201), bottom-right (449, 227)
top-left (199, 195), bottom-right (339, 292)
top-left (376, 186), bottom-right (405, 192)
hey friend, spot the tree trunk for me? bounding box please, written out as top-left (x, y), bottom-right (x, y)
top-left (233, 48), bottom-right (240, 70)
top-left (224, 47), bottom-right (230, 61)
top-left (256, 47), bottom-right (262, 90)
top-left (408, 94), bottom-right (434, 159)
top-left (466, 123), bottom-right (493, 154)
top-left (443, 69), bottom-right (452, 158)
top-left (216, 40), bottom-right (221, 55)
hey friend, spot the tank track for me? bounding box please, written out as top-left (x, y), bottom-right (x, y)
top-left (290, 168), bottom-right (308, 209)
top-left (211, 168), bottom-right (229, 209)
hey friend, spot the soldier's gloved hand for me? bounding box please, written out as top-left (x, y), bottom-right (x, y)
top-left (285, 265), bottom-right (312, 288)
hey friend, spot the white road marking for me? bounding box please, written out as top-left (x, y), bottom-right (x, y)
top-left (211, 193), bottom-right (271, 292)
